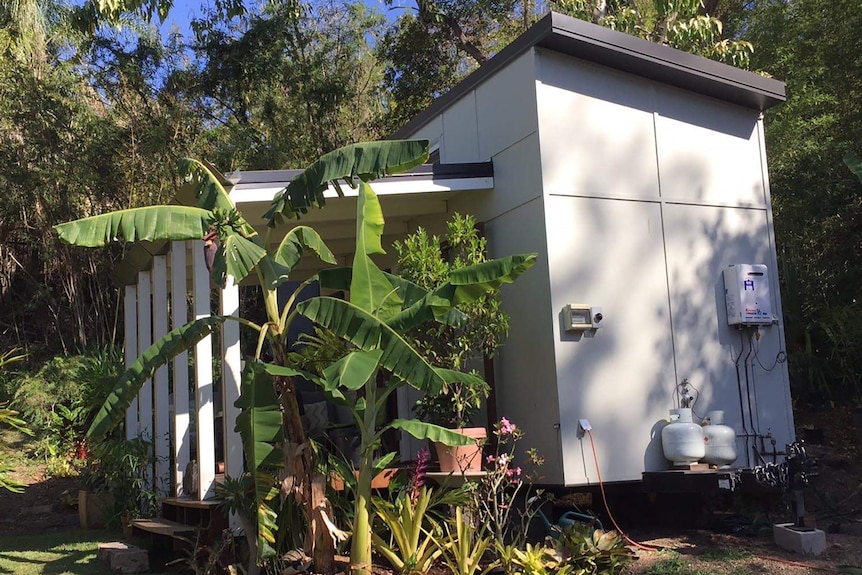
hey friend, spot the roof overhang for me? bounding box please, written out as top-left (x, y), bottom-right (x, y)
top-left (111, 162), bottom-right (494, 286)
top-left (396, 11), bottom-right (785, 138)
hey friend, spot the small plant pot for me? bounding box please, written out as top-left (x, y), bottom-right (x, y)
top-left (434, 427), bottom-right (487, 473)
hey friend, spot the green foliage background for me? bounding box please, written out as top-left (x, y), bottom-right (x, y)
top-left (1, 0), bottom-right (860, 404)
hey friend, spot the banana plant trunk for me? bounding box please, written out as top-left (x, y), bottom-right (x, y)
top-left (273, 346), bottom-right (335, 573)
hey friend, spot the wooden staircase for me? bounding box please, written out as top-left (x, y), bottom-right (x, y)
top-left (131, 497), bottom-right (228, 563)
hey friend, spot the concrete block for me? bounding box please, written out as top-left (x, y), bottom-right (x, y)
top-left (773, 523), bottom-right (826, 556)
top-left (97, 542), bottom-right (149, 574)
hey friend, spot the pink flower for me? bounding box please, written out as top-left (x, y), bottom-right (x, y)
top-left (499, 417), bottom-right (516, 435)
top-left (486, 455), bottom-right (496, 463)
top-left (506, 467), bottom-right (522, 477)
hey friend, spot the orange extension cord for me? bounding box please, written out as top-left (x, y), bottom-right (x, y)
top-left (586, 429), bottom-right (840, 571)
top-left (586, 429), bottom-right (661, 552)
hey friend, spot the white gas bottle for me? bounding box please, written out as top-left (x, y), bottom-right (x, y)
top-left (661, 408), bottom-right (705, 466)
top-left (702, 410), bottom-right (737, 467)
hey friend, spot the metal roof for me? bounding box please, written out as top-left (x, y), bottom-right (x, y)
top-left (395, 11), bottom-right (785, 138)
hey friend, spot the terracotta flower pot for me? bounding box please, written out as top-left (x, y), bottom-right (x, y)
top-left (434, 427), bottom-right (487, 473)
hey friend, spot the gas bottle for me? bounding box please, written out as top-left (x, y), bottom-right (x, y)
top-left (661, 408), bottom-right (705, 466)
top-left (702, 410), bottom-right (737, 467)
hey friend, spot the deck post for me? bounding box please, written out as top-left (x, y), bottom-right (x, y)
top-left (220, 278), bottom-right (243, 481)
top-left (137, 270), bottom-right (154, 492)
top-left (171, 241), bottom-right (191, 497)
top-left (124, 284), bottom-right (140, 440)
top-left (152, 255), bottom-right (171, 496)
top-left (192, 241), bottom-right (216, 500)
top-left (221, 277), bottom-right (243, 529)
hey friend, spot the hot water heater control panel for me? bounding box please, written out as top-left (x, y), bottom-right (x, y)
top-left (723, 264), bottom-right (773, 326)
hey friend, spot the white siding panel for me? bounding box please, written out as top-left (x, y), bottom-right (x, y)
top-left (441, 92), bottom-right (480, 163)
top-left (137, 271), bottom-right (154, 492)
top-left (545, 195), bottom-right (675, 484)
top-left (662, 203), bottom-right (794, 466)
top-left (450, 133), bottom-right (543, 222)
top-left (536, 52), bottom-right (660, 199)
top-left (483, 198), bottom-right (563, 484)
top-left (476, 51), bottom-right (539, 159)
top-left (655, 87), bottom-right (765, 206)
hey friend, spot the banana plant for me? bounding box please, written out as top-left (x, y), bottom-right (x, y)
top-left (293, 177), bottom-right (537, 575)
top-left (52, 142), bottom-right (430, 572)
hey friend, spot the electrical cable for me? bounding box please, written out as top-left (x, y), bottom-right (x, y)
top-left (751, 326), bottom-right (787, 372)
top-left (734, 330), bottom-right (751, 467)
top-left (585, 429), bottom-right (661, 552)
top-left (742, 331), bottom-right (758, 437)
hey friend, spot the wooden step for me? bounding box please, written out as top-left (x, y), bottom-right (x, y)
top-left (131, 518), bottom-right (195, 537)
top-left (161, 497), bottom-right (222, 509)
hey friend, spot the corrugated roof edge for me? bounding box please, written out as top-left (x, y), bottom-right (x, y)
top-left (394, 11), bottom-right (785, 139)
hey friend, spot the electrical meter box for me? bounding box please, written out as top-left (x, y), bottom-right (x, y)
top-left (723, 264), bottom-right (773, 326)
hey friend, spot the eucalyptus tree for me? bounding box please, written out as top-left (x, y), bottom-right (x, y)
top-left (550, 0), bottom-right (753, 67)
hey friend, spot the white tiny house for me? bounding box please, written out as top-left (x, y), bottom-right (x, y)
top-left (393, 12), bottom-right (791, 486)
top-left (115, 11), bottom-right (791, 497)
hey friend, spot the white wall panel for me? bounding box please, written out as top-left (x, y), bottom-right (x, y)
top-left (662, 203), bottom-right (794, 466)
top-left (655, 87), bottom-right (765, 206)
top-left (545, 195), bottom-right (675, 484)
top-left (476, 51), bottom-right (539, 159)
top-left (483, 198), bottom-right (562, 483)
top-left (441, 92), bottom-right (480, 163)
top-left (536, 52), bottom-right (660, 199)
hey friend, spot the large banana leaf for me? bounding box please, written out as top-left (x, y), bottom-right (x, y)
top-left (54, 206), bottom-right (212, 248)
top-left (274, 225), bottom-right (337, 271)
top-left (209, 232), bottom-right (269, 287)
top-left (317, 267), bottom-right (468, 329)
top-left (351, 181), bottom-right (402, 318)
top-left (235, 360), bottom-right (283, 471)
top-left (322, 350), bottom-right (383, 392)
top-left (234, 360), bottom-right (283, 559)
top-left (264, 140), bottom-right (429, 224)
top-left (388, 419), bottom-right (475, 447)
top-left (387, 254), bottom-right (538, 332)
top-left (845, 152), bottom-right (862, 183)
top-left (296, 297), bottom-right (444, 395)
top-left (87, 316), bottom-right (227, 438)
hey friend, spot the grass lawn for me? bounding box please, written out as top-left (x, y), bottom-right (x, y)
top-left (0, 529), bottom-right (170, 575)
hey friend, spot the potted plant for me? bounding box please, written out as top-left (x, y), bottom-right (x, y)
top-left (79, 436), bottom-right (158, 531)
top-left (395, 214), bottom-right (512, 472)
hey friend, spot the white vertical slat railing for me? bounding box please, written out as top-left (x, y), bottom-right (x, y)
top-left (192, 241), bottom-right (216, 500)
top-left (220, 278), bottom-right (243, 482)
top-left (137, 271), bottom-right (154, 492)
top-left (124, 284), bottom-right (140, 440)
top-left (152, 255), bottom-right (171, 496)
top-left (171, 241), bottom-right (192, 497)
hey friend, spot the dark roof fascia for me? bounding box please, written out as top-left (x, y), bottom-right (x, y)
top-left (395, 11), bottom-right (785, 138)
top-left (225, 161), bottom-right (493, 186)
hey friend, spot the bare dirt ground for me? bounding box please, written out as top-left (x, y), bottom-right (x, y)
top-left (1, 405), bottom-right (860, 575)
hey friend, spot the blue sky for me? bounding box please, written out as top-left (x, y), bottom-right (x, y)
top-left (158, 0), bottom-right (403, 39)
